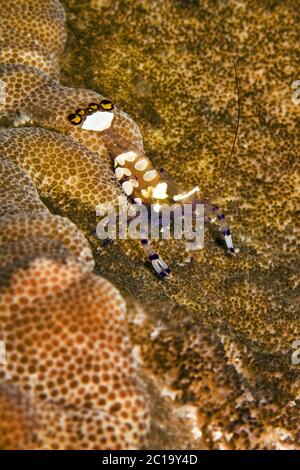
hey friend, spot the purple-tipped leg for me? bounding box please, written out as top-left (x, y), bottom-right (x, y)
top-left (141, 239), bottom-right (171, 278)
top-left (204, 203), bottom-right (237, 255)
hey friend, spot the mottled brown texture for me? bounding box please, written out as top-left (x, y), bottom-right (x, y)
top-left (0, 0), bottom-right (150, 450)
top-left (0, 0), bottom-right (299, 450)
top-left (0, 157), bottom-right (94, 272)
top-left (0, 380), bottom-right (148, 450)
top-left (0, 2), bottom-right (66, 56)
top-left (0, 128), bottom-right (123, 217)
top-left (0, 259), bottom-right (149, 449)
top-left (0, 383), bottom-right (35, 450)
top-left (0, 212), bottom-right (94, 273)
top-left (0, 158), bottom-right (46, 216)
top-left (0, 148), bottom-right (149, 450)
top-left (0, 46), bottom-right (60, 80)
top-left (60, 0), bottom-right (300, 449)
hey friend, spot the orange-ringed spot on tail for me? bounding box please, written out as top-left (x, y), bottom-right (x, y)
top-left (100, 99), bottom-right (114, 111)
top-left (68, 113), bottom-right (82, 125)
top-left (87, 103), bottom-right (99, 114)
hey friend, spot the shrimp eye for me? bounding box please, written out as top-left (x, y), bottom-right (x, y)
top-left (68, 113), bottom-right (82, 125)
top-left (87, 103), bottom-right (99, 114)
top-left (100, 99), bottom-right (114, 111)
top-left (76, 108), bottom-right (86, 116)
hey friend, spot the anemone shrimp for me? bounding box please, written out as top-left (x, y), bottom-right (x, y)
top-left (0, 56), bottom-right (239, 279)
top-left (66, 65), bottom-right (240, 278)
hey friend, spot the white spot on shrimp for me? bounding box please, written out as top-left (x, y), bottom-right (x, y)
top-left (115, 155), bottom-right (125, 166)
top-left (152, 182), bottom-right (168, 200)
top-left (134, 159), bottom-right (148, 171)
top-left (116, 151), bottom-right (137, 164)
top-left (81, 111), bottom-right (114, 131)
top-left (115, 167), bottom-right (124, 180)
top-left (122, 180), bottom-right (134, 195)
top-left (115, 167), bottom-right (132, 180)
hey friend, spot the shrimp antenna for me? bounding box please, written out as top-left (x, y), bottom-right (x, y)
top-left (209, 60), bottom-right (240, 201)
